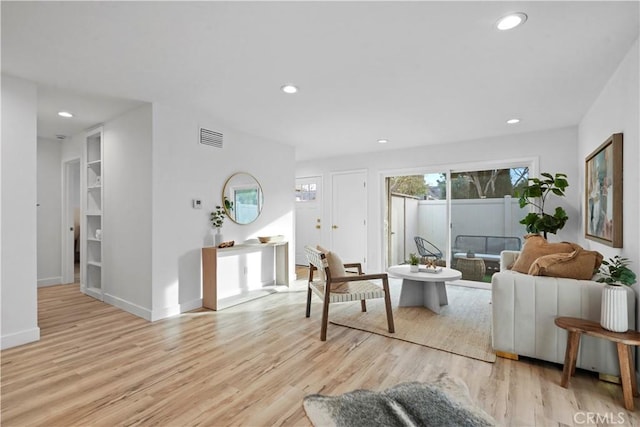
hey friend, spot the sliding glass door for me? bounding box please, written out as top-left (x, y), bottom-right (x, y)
top-left (386, 173), bottom-right (448, 267)
top-left (449, 167), bottom-right (529, 281)
top-left (385, 161), bottom-right (534, 282)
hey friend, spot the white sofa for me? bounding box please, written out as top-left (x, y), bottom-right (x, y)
top-left (492, 250), bottom-right (636, 376)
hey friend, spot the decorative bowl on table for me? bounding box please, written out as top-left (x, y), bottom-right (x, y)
top-left (258, 235), bottom-right (284, 244)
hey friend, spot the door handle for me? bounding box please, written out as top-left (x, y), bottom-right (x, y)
top-left (332, 225), bottom-right (338, 229)
top-left (315, 225), bottom-right (321, 229)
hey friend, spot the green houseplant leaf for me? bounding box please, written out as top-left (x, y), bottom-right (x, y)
top-left (516, 172), bottom-right (569, 238)
top-left (597, 256), bottom-right (637, 286)
top-left (408, 253), bottom-right (420, 266)
top-left (210, 205), bottom-right (225, 229)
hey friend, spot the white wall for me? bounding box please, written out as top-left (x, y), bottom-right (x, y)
top-left (103, 104), bottom-right (154, 318)
top-left (151, 103), bottom-right (296, 320)
top-left (1, 74), bottom-right (40, 349)
top-left (296, 126), bottom-right (579, 273)
top-left (37, 137), bottom-right (62, 286)
top-left (578, 39), bottom-right (639, 301)
top-left (62, 136), bottom-right (82, 165)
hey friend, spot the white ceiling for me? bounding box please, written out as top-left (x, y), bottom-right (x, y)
top-left (2, 1), bottom-right (638, 160)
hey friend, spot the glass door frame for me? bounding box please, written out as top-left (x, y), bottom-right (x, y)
top-left (380, 157), bottom-right (538, 271)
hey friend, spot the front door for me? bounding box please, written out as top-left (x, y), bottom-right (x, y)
top-left (331, 171), bottom-right (367, 269)
top-left (295, 176), bottom-right (322, 266)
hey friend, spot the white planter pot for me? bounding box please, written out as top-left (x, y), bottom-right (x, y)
top-left (410, 265), bottom-right (419, 273)
top-left (600, 284), bottom-right (628, 332)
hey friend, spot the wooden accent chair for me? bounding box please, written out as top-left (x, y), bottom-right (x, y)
top-left (304, 246), bottom-right (395, 341)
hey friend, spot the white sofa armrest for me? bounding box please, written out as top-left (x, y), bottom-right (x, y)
top-left (500, 250), bottom-right (520, 271)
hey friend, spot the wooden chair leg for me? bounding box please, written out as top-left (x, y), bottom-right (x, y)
top-left (382, 277), bottom-right (395, 333)
top-left (305, 287), bottom-right (312, 318)
top-left (306, 265), bottom-right (314, 318)
top-left (361, 300), bottom-right (367, 312)
top-left (320, 292), bottom-right (331, 341)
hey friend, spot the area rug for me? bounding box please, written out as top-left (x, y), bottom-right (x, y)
top-left (303, 373), bottom-right (496, 426)
top-left (329, 281), bottom-right (496, 362)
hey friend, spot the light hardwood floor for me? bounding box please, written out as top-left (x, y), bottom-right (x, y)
top-left (2, 283), bottom-right (638, 426)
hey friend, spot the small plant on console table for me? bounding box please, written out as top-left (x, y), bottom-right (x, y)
top-left (210, 205), bottom-right (225, 229)
top-left (210, 206), bottom-right (226, 246)
top-left (517, 172), bottom-right (569, 239)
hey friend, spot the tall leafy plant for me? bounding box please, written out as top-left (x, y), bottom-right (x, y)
top-left (517, 172), bottom-right (569, 239)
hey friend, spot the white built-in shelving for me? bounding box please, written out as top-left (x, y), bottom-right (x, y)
top-left (82, 127), bottom-right (104, 300)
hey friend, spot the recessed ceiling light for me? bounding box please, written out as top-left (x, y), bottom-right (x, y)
top-left (377, 139), bottom-right (388, 144)
top-left (496, 13), bottom-right (527, 31)
top-left (58, 111), bottom-right (74, 118)
top-left (280, 84), bottom-right (298, 94)
top-left (506, 118), bottom-right (521, 124)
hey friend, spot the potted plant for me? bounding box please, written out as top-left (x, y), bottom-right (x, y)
top-left (210, 205), bottom-right (226, 246)
top-left (597, 256), bottom-right (637, 332)
top-left (408, 253), bottom-right (420, 272)
top-left (517, 172), bottom-right (569, 239)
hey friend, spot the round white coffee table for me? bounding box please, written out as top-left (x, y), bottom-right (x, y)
top-left (387, 265), bottom-right (462, 314)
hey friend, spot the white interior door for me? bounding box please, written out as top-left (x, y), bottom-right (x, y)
top-left (62, 158), bottom-right (81, 284)
top-left (295, 176), bottom-right (322, 266)
top-left (331, 171), bottom-right (367, 268)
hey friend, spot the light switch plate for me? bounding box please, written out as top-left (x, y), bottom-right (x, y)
top-left (192, 199), bottom-right (202, 209)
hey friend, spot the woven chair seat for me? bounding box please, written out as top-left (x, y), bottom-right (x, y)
top-left (310, 280), bottom-right (386, 303)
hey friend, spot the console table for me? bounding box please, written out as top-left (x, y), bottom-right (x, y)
top-left (202, 242), bottom-right (289, 310)
top-left (555, 316), bottom-right (640, 410)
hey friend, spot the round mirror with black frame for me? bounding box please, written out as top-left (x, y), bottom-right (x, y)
top-left (222, 172), bottom-right (264, 224)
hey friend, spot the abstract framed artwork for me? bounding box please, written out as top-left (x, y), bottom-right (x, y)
top-left (585, 133), bottom-right (623, 247)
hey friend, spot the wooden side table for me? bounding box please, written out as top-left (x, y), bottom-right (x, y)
top-left (555, 316), bottom-right (640, 410)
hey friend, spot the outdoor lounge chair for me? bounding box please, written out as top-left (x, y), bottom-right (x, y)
top-left (414, 236), bottom-right (444, 260)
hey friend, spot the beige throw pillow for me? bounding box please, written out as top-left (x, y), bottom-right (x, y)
top-left (316, 246), bottom-right (348, 292)
top-left (511, 234), bottom-right (575, 274)
top-left (528, 248), bottom-right (603, 280)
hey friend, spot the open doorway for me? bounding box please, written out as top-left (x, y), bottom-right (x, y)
top-left (62, 158), bottom-right (81, 284)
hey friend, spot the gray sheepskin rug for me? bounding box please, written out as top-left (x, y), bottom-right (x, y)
top-left (303, 373), bottom-right (496, 427)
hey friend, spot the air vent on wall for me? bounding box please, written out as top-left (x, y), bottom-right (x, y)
top-left (199, 127), bottom-right (223, 148)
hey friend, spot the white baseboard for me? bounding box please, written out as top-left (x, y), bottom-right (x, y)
top-left (82, 286), bottom-right (104, 301)
top-left (150, 304), bottom-right (181, 322)
top-left (1, 327), bottom-right (40, 350)
top-left (37, 276), bottom-right (63, 287)
top-left (86, 291), bottom-right (203, 322)
top-left (180, 298), bottom-right (203, 314)
top-left (103, 293), bottom-right (152, 321)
